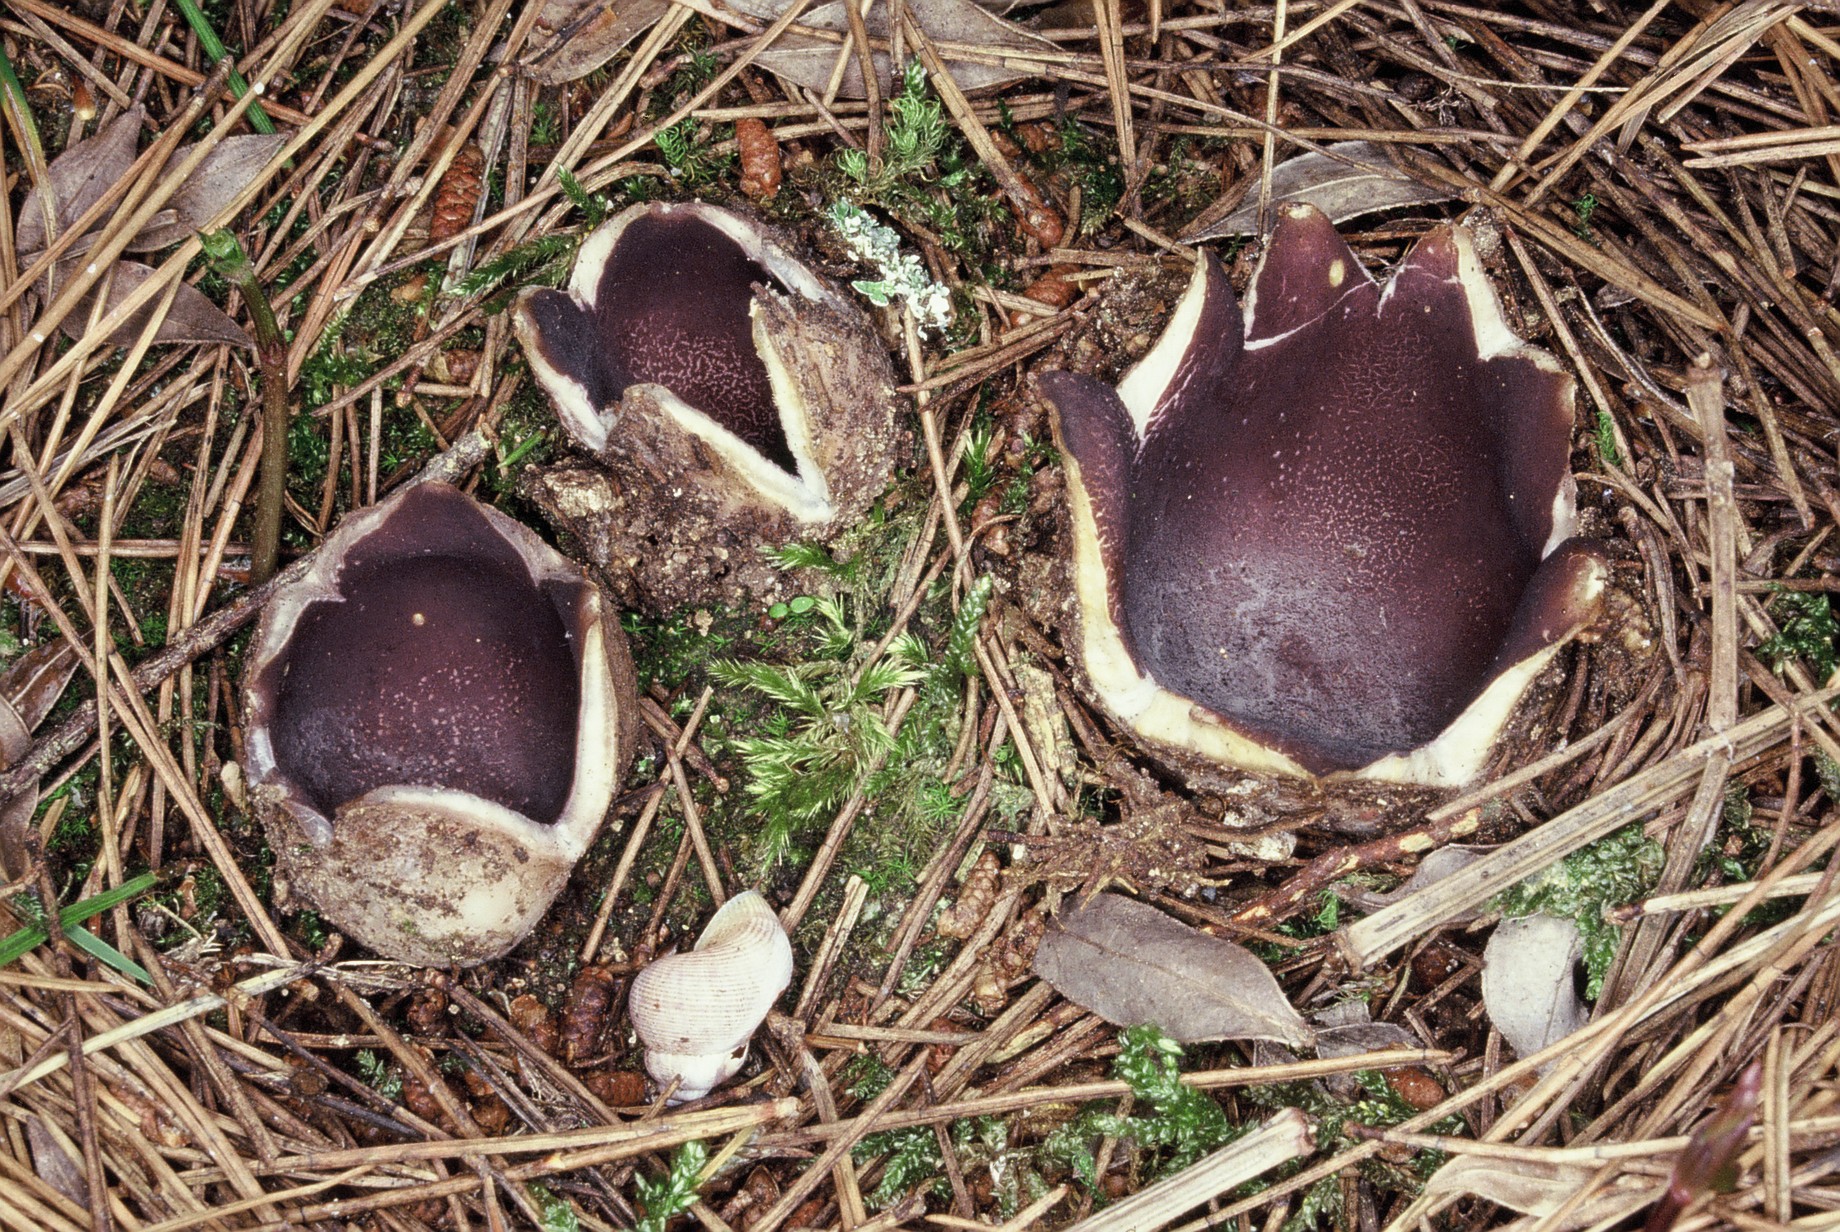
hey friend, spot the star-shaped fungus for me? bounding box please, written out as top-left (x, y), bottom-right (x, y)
top-left (1035, 204), bottom-right (1607, 787)
top-left (514, 202), bottom-right (901, 612)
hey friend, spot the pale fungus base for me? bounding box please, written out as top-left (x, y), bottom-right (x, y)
top-left (515, 202), bottom-right (904, 614)
top-left (1035, 205), bottom-right (1610, 790)
top-left (243, 484), bottom-right (639, 967)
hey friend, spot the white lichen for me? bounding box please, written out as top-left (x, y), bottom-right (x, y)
top-left (827, 201), bottom-right (953, 333)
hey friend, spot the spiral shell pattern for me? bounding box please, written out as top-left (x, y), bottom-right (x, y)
top-left (629, 891), bottom-right (794, 1101)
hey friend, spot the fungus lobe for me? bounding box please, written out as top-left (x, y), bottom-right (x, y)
top-left (1036, 204), bottom-right (1605, 785)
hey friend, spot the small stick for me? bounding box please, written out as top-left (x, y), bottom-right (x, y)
top-left (1062, 1110), bottom-right (1314, 1232)
top-left (201, 230), bottom-right (291, 584)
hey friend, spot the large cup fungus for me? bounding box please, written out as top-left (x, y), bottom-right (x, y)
top-left (1036, 204), bottom-right (1607, 788)
top-left (242, 483), bottom-right (637, 966)
top-left (514, 202), bottom-right (901, 612)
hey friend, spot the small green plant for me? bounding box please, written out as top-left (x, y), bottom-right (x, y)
top-left (1042, 1025), bottom-right (1241, 1183)
top-left (859, 1126), bottom-right (946, 1207)
top-left (0, 871), bottom-right (159, 982)
top-left (1572, 192), bottom-right (1598, 238)
top-left (635, 1141), bottom-right (708, 1232)
top-left (454, 233), bottom-right (579, 299)
top-left (528, 1184), bottom-right (580, 1231)
top-left (354, 1049), bottom-right (402, 1100)
top-left (1495, 824), bottom-right (1663, 998)
top-left (1048, 120), bottom-right (1124, 234)
top-left (1756, 589), bottom-right (1840, 682)
top-left (839, 61), bottom-right (948, 195)
top-left (556, 168), bottom-right (611, 227)
top-left (711, 647), bottom-right (927, 868)
top-left (765, 542), bottom-right (857, 580)
top-left (1595, 410), bottom-right (1622, 467)
top-left (946, 576), bottom-right (993, 679)
top-left (656, 118), bottom-right (733, 187)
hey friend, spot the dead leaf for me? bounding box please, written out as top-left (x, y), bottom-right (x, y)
top-left (1481, 914), bottom-right (1589, 1066)
top-left (524, 0), bottom-right (671, 85)
top-left (1424, 1156), bottom-right (1619, 1216)
top-left (16, 108), bottom-right (144, 255)
top-left (51, 259), bottom-right (251, 348)
top-left (1312, 1000), bottom-right (1418, 1096)
top-left (1031, 893), bottom-right (1314, 1046)
top-left (1184, 141), bottom-right (1459, 240)
top-left (129, 134), bottom-right (291, 250)
top-left (26, 1117), bottom-right (85, 1206)
top-left (0, 642), bottom-right (81, 880)
top-left (17, 110), bottom-right (274, 350)
top-left (1315, 1020), bottom-right (1418, 1059)
top-left (749, 0), bottom-right (1058, 99)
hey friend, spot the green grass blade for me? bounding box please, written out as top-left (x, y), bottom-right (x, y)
top-left (59, 871), bottom-right (160, 928)
top-left (0, 871), bottom-right (161, 976)
top-left (168, 0), bottom-right (276, 134)
top-left (62, 925), bottom-right (152, 983)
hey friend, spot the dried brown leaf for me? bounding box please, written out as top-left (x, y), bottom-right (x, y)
top-left (1185, 141), bottom-right (1458, 240)
top-left (1337, 844), bottom-right (1495, 918)
top-left (1424, 1157), bottom-right (1605, 1216)
top-left (750, 0), bottom-right (1056, 99)
top-left (525, 0), bottom-right (671, 84)
top-left (1031, 893), bottom-right (1314, 1046)
top-left (129, 133), bottom-right (291, 251)
top-left (26, 1117), bottom-right (85, 1206)
top-left (16, 107), bottom-right (143, 255)
top-left (52, 259), bottom-right (251, 348)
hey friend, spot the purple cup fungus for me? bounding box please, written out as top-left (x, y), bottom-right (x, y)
top-left (513, 201), bottom-right (902, 612)
top-left (1034, 203), bottom-right (1608, 788)
top-left (242, 482), bottom-right (637, 966)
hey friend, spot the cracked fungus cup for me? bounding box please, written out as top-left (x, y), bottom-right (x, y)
top-left (513, 200), bottom-right (904, 613)
top-left (242, 482), bottom-right (638, 966)
top-left (1035, 204), bottom-right (1610, 789)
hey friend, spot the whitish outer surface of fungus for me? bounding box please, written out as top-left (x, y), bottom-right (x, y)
top-left (1036, 203), bottom-right (1607, 787)
top-left (243, 482), bottom-right (637, 966)
top-left (513, 202), bottom-right (902, 612)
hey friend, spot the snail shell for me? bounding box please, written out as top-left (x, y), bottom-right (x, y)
top-left (629, 891), bottom-right (793, 1101)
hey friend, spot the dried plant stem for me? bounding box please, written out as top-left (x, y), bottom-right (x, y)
top-left (1065, 1109), bottom-right (1314, 1232)
top-left (1338, 681), bottom-right (1840, 969)
top-left (202, 231), bottom-right (289, 584)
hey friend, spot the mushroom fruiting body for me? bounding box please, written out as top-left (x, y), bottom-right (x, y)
top-left (1035, 204), bottom-right (1607, 787)
top-left (629, 891), bottom-right (793, 1102)
top-left (242, 482), bottom-right (637, 966)
top-left (514, 201), bottom-right (901, 612)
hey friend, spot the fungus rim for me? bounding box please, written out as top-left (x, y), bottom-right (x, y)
top-left (243, 482), bottom-right (623, 859)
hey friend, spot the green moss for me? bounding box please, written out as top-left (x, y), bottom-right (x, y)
top-left (1495, 824), bottom-right (1663, 999)
top-left (1756, 589), bottom-right (1840, 681)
